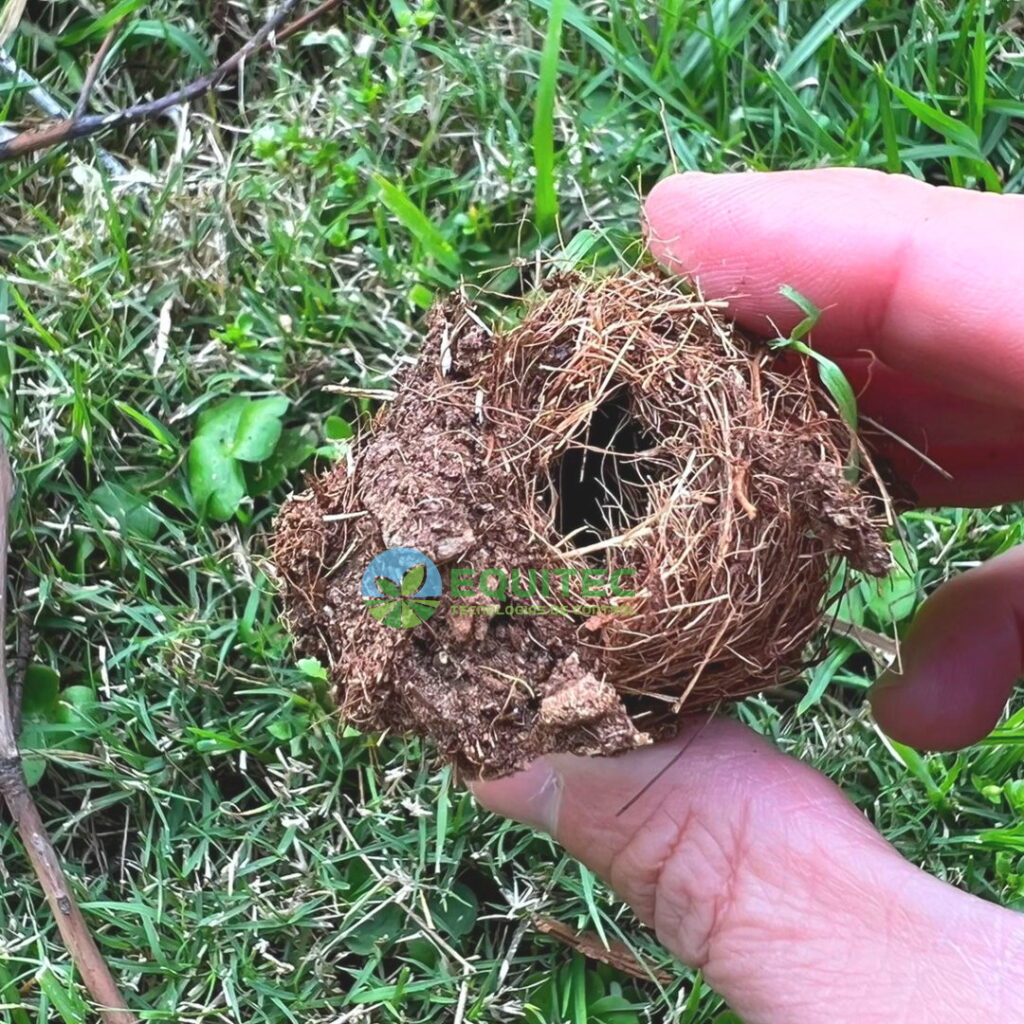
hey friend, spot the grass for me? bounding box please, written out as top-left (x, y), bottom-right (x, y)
top-left (0, 0), bottom-right (1023, 1020)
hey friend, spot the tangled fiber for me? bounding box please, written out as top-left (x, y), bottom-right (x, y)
top-left (273, 270), bottom-right (891, 777)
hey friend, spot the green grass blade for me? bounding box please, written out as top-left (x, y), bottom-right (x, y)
top-left (0, 957), bottom-right (29, 1024)
top-left (778, 0), bottom-right (868, 80)
top-left (36, 967), bottom-right (87, 1024)
top-left (533, 0), bottom-right (567, 236)
top-left (373, 174), bottom-right (461, 273)
top-left (875, 65), bottom-right (901, 172)
top-left (968, 13), bottom-right (987, 139)
top-left (888, 82), bottom-right (980, 153)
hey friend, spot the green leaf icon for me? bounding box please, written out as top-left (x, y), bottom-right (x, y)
top-left (366, 598), bottom-right (396, 622)
top-left (400, 563), bottom-right (426, 597)
top-left (364, 594), bottom-right (439, 629)
top-left (365, 558), bottom-right (438, 629)
top-left (383, 601), bottom-right (407, 628)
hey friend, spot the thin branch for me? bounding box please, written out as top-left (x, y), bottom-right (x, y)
top-left (11, 593), bottom-right (30, 737)
top-left (0, 48), bottom-right (126, 176)
top-left (0, 0), bottom-right (344, 164)
top-left (73, 23), bottom-right (122, 121)
top-left (0, 447), bottom-right (138, 1024)
top-left (274, 0), bottom-right (345, 44)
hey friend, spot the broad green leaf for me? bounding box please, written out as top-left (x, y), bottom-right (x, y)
top-left (188, 434), bottom-right (246, 521)
top-left (297, 657), bottom-right (328, 680)
top-left (53, 686), bottom-right (97, 754)
top-left (191, 400), bottom-right (254, 509)
top-left (58, 685), bottom-right (97, 713)
top-left (866, 541), bottom-right (918, 624)
top-left (400, 563), bottom-right (426, 597)
top-left (428, 882), bottom-right (478, 938)
top-left (347, 903), bottom-right (404, 956)
top-left (232, 396), bottom-right (289, 462)
top-left (326, 416), bottom-right (353, 441)
top-left (266, 718), bottom-right (294, 741)
top-left (376, 577), bottom-right (401, 598)
top-left (275, 427), bottom-right (317, 468)
top-left (91, 481), bottom-right (161, 540)
top-left (21, 664), bottom-right (59, 715)
top-left (22, 756), bottom-right (45, 787)
top-left (196, 395), bottom-right (248, 436)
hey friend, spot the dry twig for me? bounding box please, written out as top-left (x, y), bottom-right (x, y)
top-left (72, 23), bottom-right (122, 121)
top-left (0, 0), bottom-right (344, 164)
top-left (532, 915), bottom-right (672, 984)
top-left (0, 47), bottom-right (126, 176)
top-left (0, 447), bottom-right (138, 1023)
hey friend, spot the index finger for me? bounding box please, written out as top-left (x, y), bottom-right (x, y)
top-left (644, 169), bottom-right (1024, 410)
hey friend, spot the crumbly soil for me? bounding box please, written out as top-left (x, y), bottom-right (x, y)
top-left (273, 270), bottom-right (891, 778)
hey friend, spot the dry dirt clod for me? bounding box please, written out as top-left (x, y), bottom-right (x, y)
top-left (273, 270), bottom-right (892, 778)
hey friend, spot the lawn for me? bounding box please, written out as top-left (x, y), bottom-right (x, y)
top-left (1, 0), bottom-right (1023, 1021)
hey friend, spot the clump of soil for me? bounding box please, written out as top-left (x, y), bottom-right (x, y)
top-left (273, 270), bottom-right (891, 778)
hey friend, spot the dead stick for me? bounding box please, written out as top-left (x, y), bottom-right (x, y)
top-left (0, 48), bottom-right (126, 176)
top-left (0, 0), bottom-right (343, 163)
top-left (0, 448), bottom-right (138, 1023)
top-left (273, 0), bottom-right (344, 44)
top-left (11, 591), bottom-right (30, 737)
top-left (73, 23), bottom-right (121, 121)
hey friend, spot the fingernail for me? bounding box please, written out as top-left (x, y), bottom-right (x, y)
top-left (469, 758), bottom-right (562, 835)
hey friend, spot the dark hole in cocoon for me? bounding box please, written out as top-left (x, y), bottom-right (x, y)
top-left (544, 388), bottom-right (664, 551)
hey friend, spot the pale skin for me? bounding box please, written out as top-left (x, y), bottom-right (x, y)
top-left (473, 169), bottom-right (1024, 1024)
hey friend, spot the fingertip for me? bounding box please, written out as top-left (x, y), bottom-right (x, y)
top-left (643, 171), bottom-right (712, 226)
top-left (869, 668), bottom-right (999, 751)
top-left (642, 170), bottom-right (730, 277)
top-left (869, 549), bottom-right (1024, 750)
top-left (469, 758), bottom-right (561, 834)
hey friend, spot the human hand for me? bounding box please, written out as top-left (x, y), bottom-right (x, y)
top-left (473, 170), bottom-right (1024, 1024)
top-left (642, 169), bottom-right (1024, 752)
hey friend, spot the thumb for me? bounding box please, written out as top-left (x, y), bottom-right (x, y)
top-left (871, 544), bottom-right (1024, 750)
top-left (472, 719), bottom-right (1024, 1024)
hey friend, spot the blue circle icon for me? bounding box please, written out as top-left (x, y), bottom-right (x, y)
top-left (361, 548), bottom-right (442, 598)
top-left (361, 548), bottom-right (442, 628)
